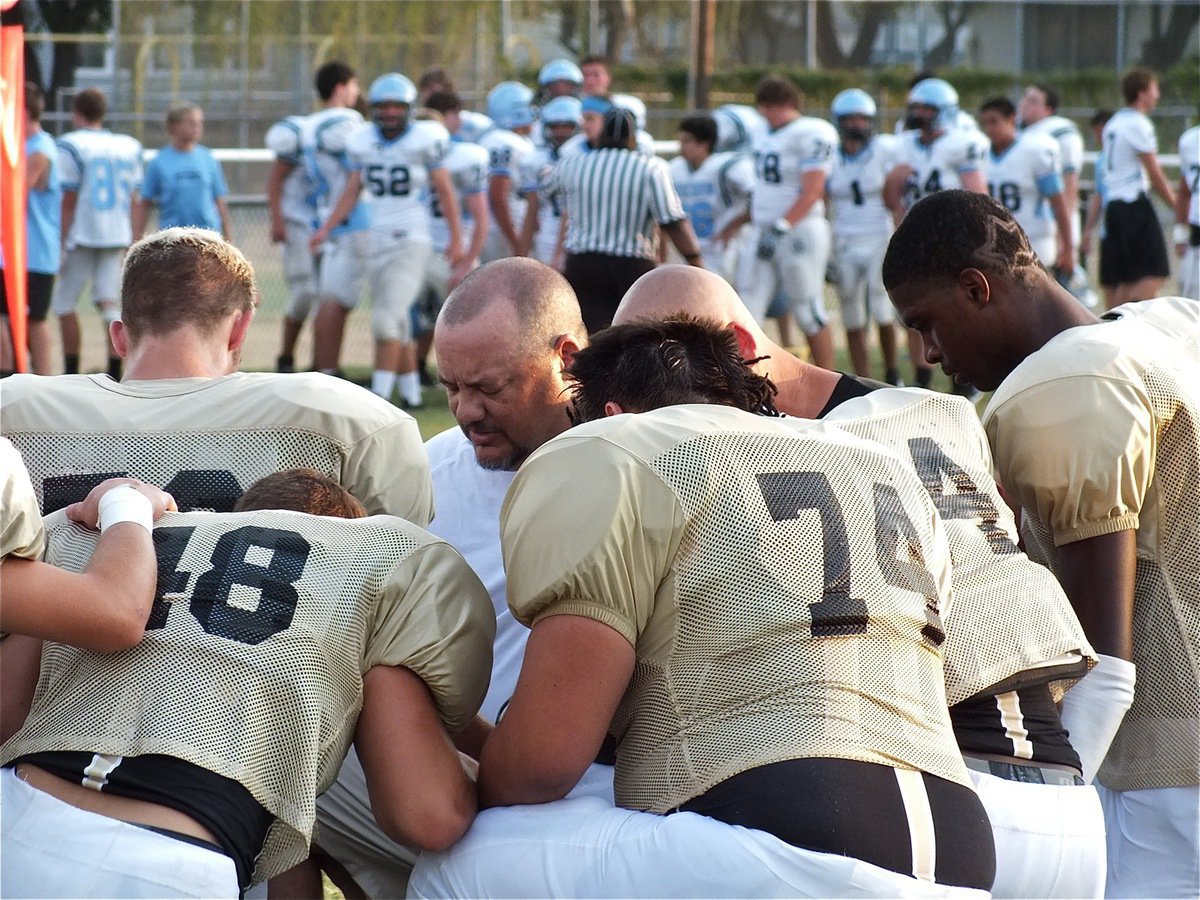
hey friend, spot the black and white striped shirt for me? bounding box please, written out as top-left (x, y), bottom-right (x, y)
top-left (552, 147), bottom-right (686, 260)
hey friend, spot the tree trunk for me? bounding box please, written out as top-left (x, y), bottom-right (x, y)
top-left (1141, 3), bottom-right (1200, 70)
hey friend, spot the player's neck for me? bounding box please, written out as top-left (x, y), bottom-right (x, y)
top-left (122, 337), bottom-right (235, 381)
top-left (759, 345), bottom-right (842, 419)
top-left (170, 138), bottom-right (196, 152)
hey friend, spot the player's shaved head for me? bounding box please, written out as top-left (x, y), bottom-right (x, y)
top-left (440, 257), bottom-right (586, 355)
top-left (614, 265), bottom-right (765, 338)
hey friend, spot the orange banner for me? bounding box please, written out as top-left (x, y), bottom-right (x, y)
top-left (1, 17), bottom-right (26, 372)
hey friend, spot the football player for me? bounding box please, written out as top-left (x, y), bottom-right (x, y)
top-left (886, 189), bottom-right (1200, 898)
top-left (668, 114), bottom-right (755, 283)
top-left (1, 468), bottom-right (494, 898)
top-left (520, 95), bottom-right (583, 267)
top-left (733, 75), bottom-right (839, 370)
top-left (311, 72), bottom-right (461, 407)
top-left (264, 61), bottom-right (358, 373)
top-left (415, 316), bottom-right (996, 897)
top-left (480, 81), bottom-right (537, 261)
top-left (536, 58), bottom-right (583, 102)
top-left (51, 88), bottom-right (142, 379)
top-left (1173, 122), bottom-right (1199, 300)
top-left (826, 89), bottom-right (902, 384)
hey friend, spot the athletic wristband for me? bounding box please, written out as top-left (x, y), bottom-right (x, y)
top-left (98, 484), bottom-right (154, 535)
top-left (772, 217), bottom-right (791, 235)
top-left (1174, 223), bottom-right (1190, 244)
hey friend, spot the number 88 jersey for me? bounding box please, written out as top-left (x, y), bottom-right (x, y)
top-left (345, 119), bottom-right (450, 241)
top-left (3, 508), bottom-right (495, 882)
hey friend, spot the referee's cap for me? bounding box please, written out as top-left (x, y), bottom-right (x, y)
top-left (600, 106), bottom-right (637, 149)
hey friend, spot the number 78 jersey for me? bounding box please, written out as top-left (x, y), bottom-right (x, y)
top-left (749, 115), bottom-right (838, 224)
top-left (56, 128), bottom-right (143, 249)
top-left (346, 120), bottom-right (450, 241)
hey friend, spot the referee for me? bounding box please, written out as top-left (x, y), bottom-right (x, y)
top-left (553, 107), bottom-right (703, 332)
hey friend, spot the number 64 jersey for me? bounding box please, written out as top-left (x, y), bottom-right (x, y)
top-left (501, 404), bottom-right (970, 814)
top-left (1, 508), bottom-right (495, 882)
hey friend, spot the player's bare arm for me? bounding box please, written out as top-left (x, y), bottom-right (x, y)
top-left (266, 157), bottom-right (295, 243)
top-left (1140, 150), bottom-right (1177, 209)
top-left (1049, 191), bottom-right (1074, 271)
top-left (488, 173), bottom-right (522, 254)
top-left (430, 166), bottom-right (464, 266)
top-left (354, 664), bottom-right (477, 852)
top-left (883, 165), bottom-right (914, 224)
top-left (1052, 529), bottom-right (1137, 661)
top-left (478, 615), bottom-right (634, 809)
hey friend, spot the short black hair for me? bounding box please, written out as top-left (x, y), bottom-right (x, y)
top-left (315, 61), bottom-right (355, 102)
top-left (979, 96), bottom-right (1016, 119)
top-left (425, 90), bottom-right (462, 115)
top-left (25, 82), bottom-right (43, 121)
top-left (1090, 108), bottom-right (1114, 129)
top-left (73, 88), bottom-right (106, 123)
top-left (882, 190), bottom-right (1042, 291)
top-left (1030, 83), bottom-right (1060, 111)
top-left (418, 67), bottom-right (453, 92)
top-left (566, 315), bottom-right (779, 423)
top-left (599, 106), bottom-right (637, 150)
top-left (678, 114), bottom-right (718, 152)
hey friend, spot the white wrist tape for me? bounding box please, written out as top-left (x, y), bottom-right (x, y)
top-left (1174, 223), bottom-right (1190, 244)
top-left (98, 484), bottom-right (154, 534)
top-left (1059, 653), bottom-right (1136, 784)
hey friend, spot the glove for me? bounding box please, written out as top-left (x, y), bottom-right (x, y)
top-left (756, 218), bottom-right (790, 261)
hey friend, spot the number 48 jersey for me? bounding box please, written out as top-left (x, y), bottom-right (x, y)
top-left (2, 508), bottom-right (495, 882)
top-left (56, 127), bottom-right (143, 249)
top-left (346, 120), bottom-right (449, 242)
top-left (502, 404), bottom-right (970, 814)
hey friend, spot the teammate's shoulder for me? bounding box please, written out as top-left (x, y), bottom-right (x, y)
top-left (1179, 125), bottom-right (1200, 155)
top-left (0, 373), bottom-right (101, 410)
top-left (410, 118), bottom-right (450, 142)
top-left (265, 117), bottom-right (304, 156)
top-left (825, 386), bottom-right (978, 430)
top-left (228, 372), bottom-right (417, 433)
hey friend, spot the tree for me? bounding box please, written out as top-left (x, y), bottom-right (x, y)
top-left (815, 1), bottom-right (898, 69)
top-left (20, 0), bottom-right (112, 112)
top-left (1140, 1), bottom-right (1200, 71)
top-left (923, 1), bottom-right (972, 69)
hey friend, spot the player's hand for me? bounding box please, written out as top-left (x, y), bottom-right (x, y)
top-left (757, 218), bottom-right (790, 262)
top-left (448, 259), bottom-right (474, 290)
top-left (1055, 241), bottom-right (1073, 274)
top-left (270, 217), bottom-right (287, 244)
top-left (66, 478), bottom-right (177, 530)
top-left (445, 242), bottom-right (467, 269)
top-left (308, 228), bottom-right (329, 254)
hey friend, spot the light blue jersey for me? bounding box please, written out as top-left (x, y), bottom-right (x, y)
top-left (142, 145), bottom-right (228, 231)
top-left (26, 130), bottom-right (61, 274)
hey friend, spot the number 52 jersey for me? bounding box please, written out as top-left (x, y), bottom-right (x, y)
top-left (1, 508), bottom-right (496, 882)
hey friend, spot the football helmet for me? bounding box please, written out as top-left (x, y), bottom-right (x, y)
top-left (487, 81), bottom-right (536, 131)
top-left (906, 78), bottom-right (960, 131)
top-left (611, 93), bottom-right (647, 132)
top-left (538, 58), bottom-right (584, 89)
top-left (368, 73), bottom-right (417, 136)
top-left (712, 104), bottom-right (766, 153)
top-left (831, 88), bottom-right (877, 142)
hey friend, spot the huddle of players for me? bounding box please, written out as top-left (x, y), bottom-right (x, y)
top-left (2, 217), bottom-right (1198, 898)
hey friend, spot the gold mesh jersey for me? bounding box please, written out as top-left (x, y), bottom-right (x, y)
top-left (1, 509), bottom-right (495, 883)
top-left (0, 372), bottom-right (433, 523)
top-left (982, 296), bottom-right (1200, 792)
top-left (501, 404), bottom-right (970, 813)
top-left (0, 437), bottom-right (45, 562)
top-left (825, 389), bottom-right (1095, 706)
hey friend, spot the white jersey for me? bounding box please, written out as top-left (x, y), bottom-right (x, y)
top-left (896, 127), bottom-right (989, 208)
top-left (668, 151), bottom-right (755, 257)
top-left (56, 128), bottom-right (143, 249)
top-left (428, 140), bottom-right (488, 254)
top-left (1022, 114), bottom-right (1084, 176)
top-left (1180, 125), bottom-right (1200, 227)
top-left (1101, 107), bottom-right (1157, 203)
top-left (346, 120), bottom-right (449, 242)
top-left (750, 115), bottom-right (838, 224)
top-left (480, 128), bottom-right (535, 236)
top-left (265, 115), bottom-right (317, 227)
top-left (455, 111), bottom-right (495, 145)
top-left (827, 133), bottom-right (900, 237)
top-left (520, 143), bottom-right (571, 264)
top-left (986, 132), bottom-right (1063, 249)
top-left (302, 107), bottom-right (368, 234)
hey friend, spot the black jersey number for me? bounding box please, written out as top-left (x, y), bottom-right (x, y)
top-left (850, 180), bottom-right (865, 206)
top-left (365, 164), bottom-right (411, 197)
top-left (758, 152), bottom-right (782, 184)
top-left (756, 470), bottom-right (944, 647)
top-left (147, 525), bottom-right (311, 645)
top-left (989, 181), bottom-right (1021, 212)
top-left (42, 469), bottom-right (244, 514)
top-left (907, 436), bottom-right (1019, 556)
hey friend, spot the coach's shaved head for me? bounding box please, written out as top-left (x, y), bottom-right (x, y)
top-left (435, 258), bottom-right (586, 470)
top-left (614, 266), bottom-right (843, 419)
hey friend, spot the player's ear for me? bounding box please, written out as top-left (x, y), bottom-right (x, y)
top-left (109, 320), bottom-right (129, 359)
top-left (728, 322), bottom-right (757, 362)
top-left (958, 268), bottom-right (991, 309)
top-left (228, 306), bottom-right (254, 352)
top-left (603, 401), bottom-right (625, 417)
top-left (554, 333), bottom-right (581, 368)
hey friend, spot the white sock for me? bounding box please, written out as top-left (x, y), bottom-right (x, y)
top-left (371, 369), bottom-right (397, 400)
top-left (398, 370), bottom-right (422, 405)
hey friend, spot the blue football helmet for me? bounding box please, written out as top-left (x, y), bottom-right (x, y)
top-left (712, 104), bottom-right (766, 153)
top-left (538, 58), bottom-right (583, 89)
top-left (831, 88), bottom-right (877, 141)
top-left (368, 72), bottom-right (417, 106)
top-left (541, 95), bottom-right (583, 126)
top-left (487, 81), bottom-right (536, 131)
top-left (906, 78), bottom-right (960, 131)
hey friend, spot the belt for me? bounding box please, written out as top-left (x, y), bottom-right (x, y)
top-left (14, 763), bottom-right (221, 845)
top-left (962, 755), bottom-right (1084, 787)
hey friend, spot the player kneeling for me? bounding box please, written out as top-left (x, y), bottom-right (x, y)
top-left (0, 469), bottom-right (494, 899)
top-left (412, 318), bottom-right (995, 898)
